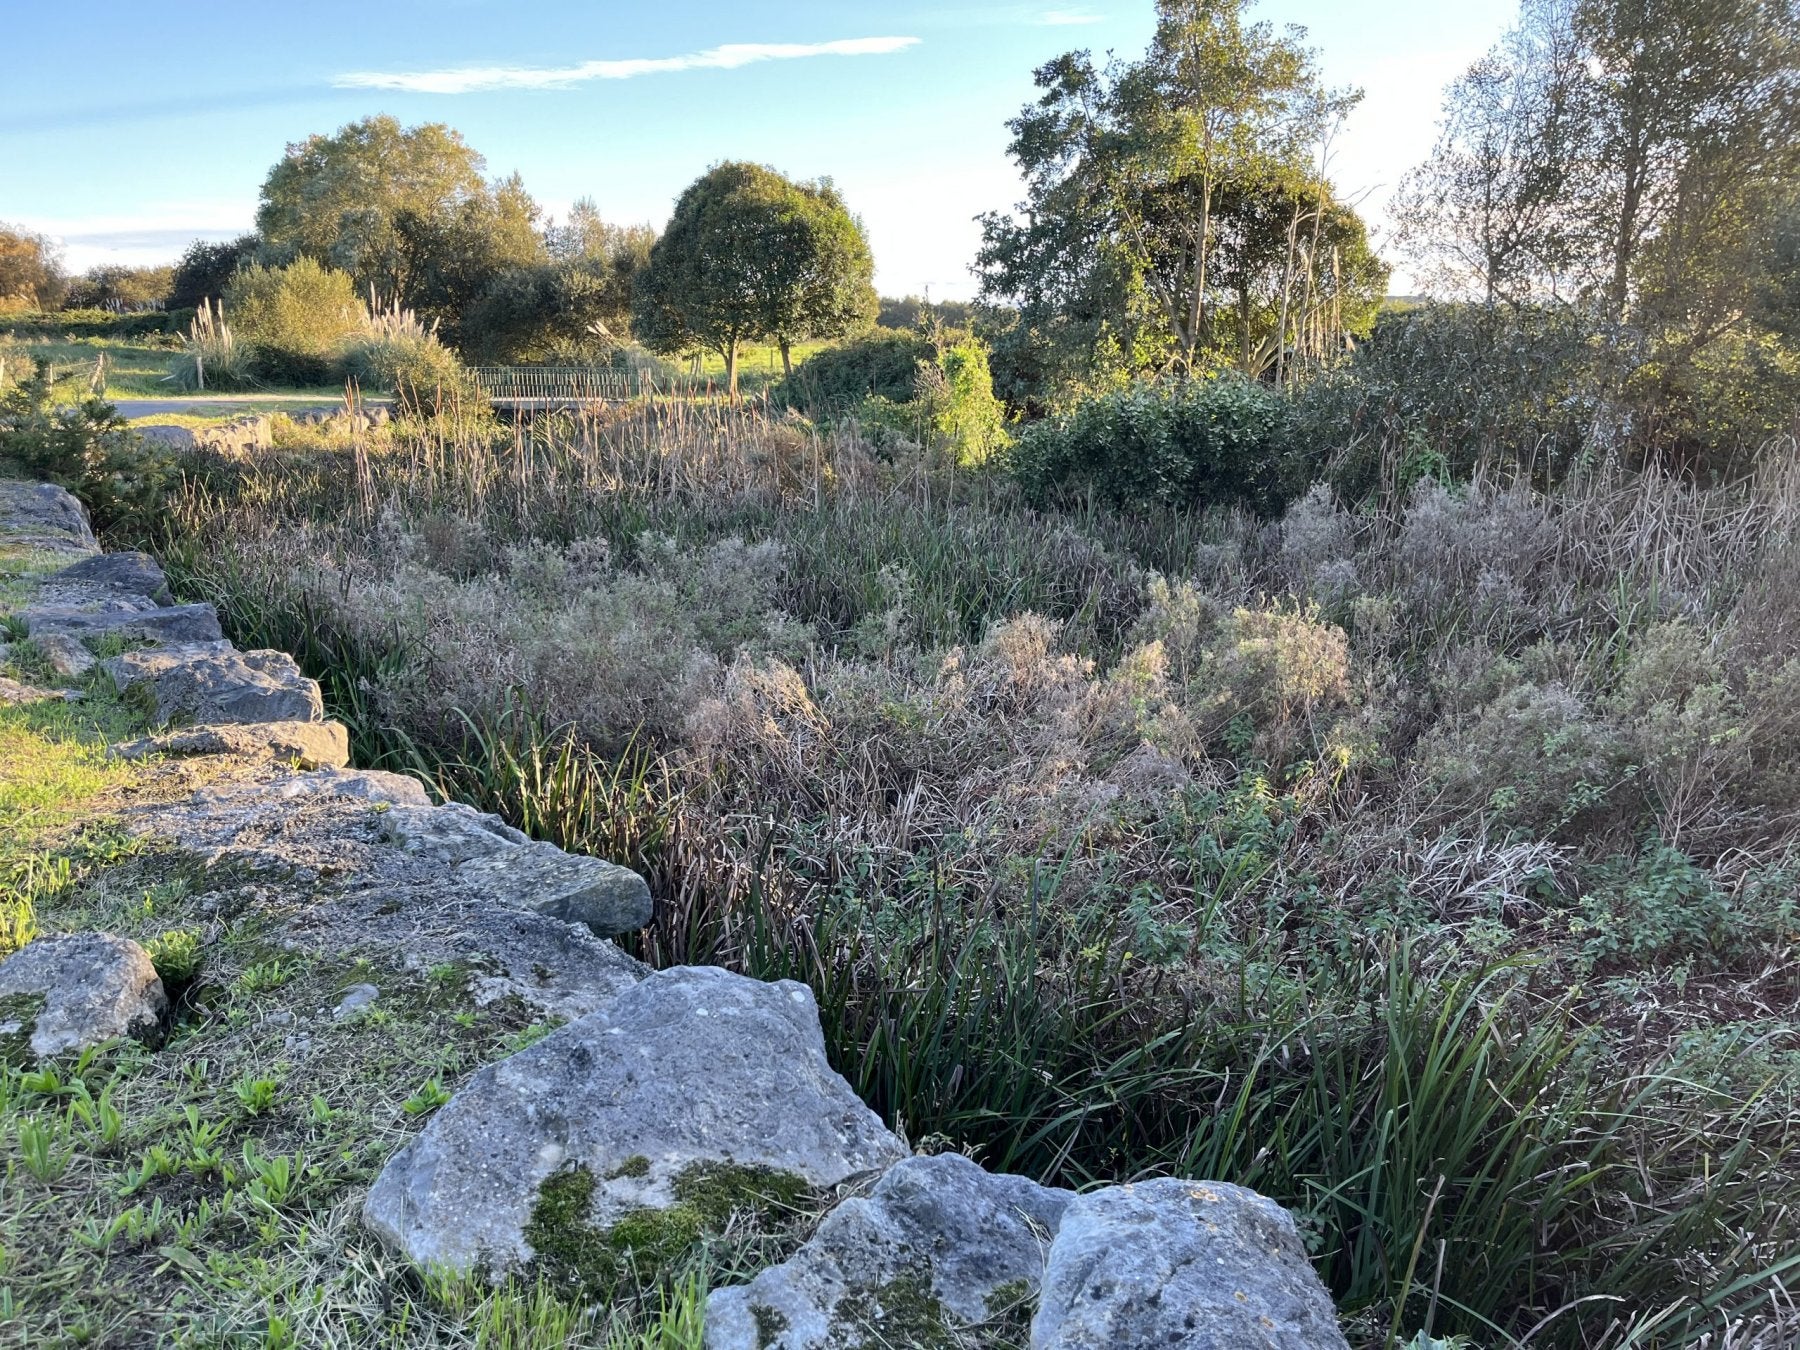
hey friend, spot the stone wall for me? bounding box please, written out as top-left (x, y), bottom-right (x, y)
top-left (0, 479), bottom-right (1350, 1350)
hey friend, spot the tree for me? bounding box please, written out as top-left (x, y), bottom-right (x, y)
top-left (255, 116), bottom-right (545, 330)
top-left (766, 180), bottom-right (878, 377)
top-left (1391, 0), bottom-right (1592, 304)
top-left (633, 163), bottom-right (876, 394)
top-left (169, 236), bottom-right (261, 310)
top-left (0, 224), bottom-right (68, 313)
top-left (389, 173), bottom-right (543, 344)
top-left (1399, 0), bottom-right (1800, 321)
top-left (1576, 0), bottom-right (1800, 323)
top-left (976, 0), bottom-right (1373, 400)
top-left (65, 265), bottom-right (173, 312)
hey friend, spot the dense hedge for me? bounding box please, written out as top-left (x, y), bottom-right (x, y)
top-left (1008, 376), bottom-right (1297, 515)
top-left (0, 309), bottom-right (195, 339)
top-left (774, 330), bottom-right (935, 415)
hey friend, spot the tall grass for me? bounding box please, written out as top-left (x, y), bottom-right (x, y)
top-left (144, 405), bottom-right (1800, 1347)
top-left (162, 298), bottom-right (254, 392)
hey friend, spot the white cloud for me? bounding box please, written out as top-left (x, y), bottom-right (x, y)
top-left (1038, 9), bottom-right (1103, 23)
top-left (335, 36), bottom-right (921, 95)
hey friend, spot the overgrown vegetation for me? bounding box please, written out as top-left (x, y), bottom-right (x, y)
top-left (134, 392), bottom-right (1800, 1346)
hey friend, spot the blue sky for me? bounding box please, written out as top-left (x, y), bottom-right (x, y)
top-left (0, 1), bottom-right (1518, 297)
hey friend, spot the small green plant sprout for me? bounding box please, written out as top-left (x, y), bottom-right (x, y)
top-left (18, 1064), bottom-right (65, 1097)
top-left (183, 1058), bottom-right (211, 1091)
top-left (17, 1114), bottom-right (66, 1182)
top-left (64, 1080), bottom-right (125, 1151)
top-left (403, 1078), bottom-right (452, 1116)
top-left (238, 960), bottom-right (292, 993)
top-left (181, 1106), bottom-right (227, 1175)
top-left (307, 1093), bottom-right (338, 1124)
top-left (241, 1140), bottom-right (305, 1208)
top-left (119, 1142), bottom-right (179, 1196)
top-left (145, 929), bottom-right (204, 988)
top-left (233, 1074), bottom-right (281, 1117)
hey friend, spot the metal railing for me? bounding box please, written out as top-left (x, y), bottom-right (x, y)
top-left (466, 366), bottom-right (633, 402)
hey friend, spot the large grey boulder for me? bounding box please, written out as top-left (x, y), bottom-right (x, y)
top-left (115, 719), bottom-right (351, 770)
top-left (48, 551), bottom-right (173, 604)
top-left (378, 802), bottom-right (653, 936)
top-left (135, 424), bottom-right (198, 452)
top-left (103, 642), bottom-right (325, 725)
top-left (363, 966), bottom-right (908, 1277)
top-left (22, 601), bottom-right (222, 646)
top-left (0, 481), bottom-right (98, 555)
top-left (708, 1153), bottom-right (1071, 1349)
top-left (1031, 1179), bottom-right (1348, 1350)
top-left (0, 933), bottom-right (167, 1059)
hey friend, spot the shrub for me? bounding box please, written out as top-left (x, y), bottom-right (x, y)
top-left (0, 309), bottom-right (191, 339)
top-left (225, 258), bottom-right (364, 385)
top-left (338, 301), bottom-right (469, 412)
top-left (1009, 376), bottom-right (1296, 514)
top-left (776, 331), bottom-right (935, 415)
top-left (163, 299), bottom-right (255, 392)
top-left (916, 338), bottom-right (1009, 466)
top-left (0, 360), bottom-right (176, 531)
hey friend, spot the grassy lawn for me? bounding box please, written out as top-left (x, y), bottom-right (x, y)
top-left (1, 338), bottom-right (343, 406)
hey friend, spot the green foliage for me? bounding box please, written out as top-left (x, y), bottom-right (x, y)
top-left (633, 162), bottom-right (876, 394)
top-left (776, 330), bottom-right (935, 414)
top-left (257, 116), bottom-right (488, 289)
top-left (144, 929), bottom-right (204, 990)
top-left (0, 358), bottom-right (177, 530)
top-left (1009, 374), bottom-right (1293, 511)
top-left (0, 309), bottom-right (192, 340)
top-left (225, 258), bottom-right (365, 385)
top-left (920, 337), bottom-right (1009, 465)
top-left (464, 259), bottom-right (631, 365)
top-left (976, 0), bottom-right (1384, 406)
top-left (64, 265), bottom-right (172, 313)
top-left (168, 234), bottom-right (260, 310)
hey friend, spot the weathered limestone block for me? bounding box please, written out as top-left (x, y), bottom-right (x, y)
top-left (707, 1153), bottom-right (1072, 1349)
top-left (115, 720), bottom-right (351, 769)
top-left (103, 642), bottom-right (324, 725)
top-left (363, 966), bottom-right (908, 1277)
top-left (0, 933), bottom-right (167, 1059)
top-left (1031, 1178), bottom-right (1349, 1350)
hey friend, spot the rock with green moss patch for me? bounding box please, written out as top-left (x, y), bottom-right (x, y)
top-left (1031, 1178), bottom-right (1349, 1350)
top-left (0, 932), bottom-right (166, 1058)
top-left (362, 965), bottom-right (906, 1279)
top-left (525, 1159), bottom-right (814, 1302)
top-left (706, 1153), bottom-right (1069, 1350)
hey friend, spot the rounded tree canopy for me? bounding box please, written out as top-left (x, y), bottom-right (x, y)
top-left (633, 161), bottom-right (877, 392)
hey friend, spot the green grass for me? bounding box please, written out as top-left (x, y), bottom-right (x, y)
top-left (3, 337), bottom-right (343, 404)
